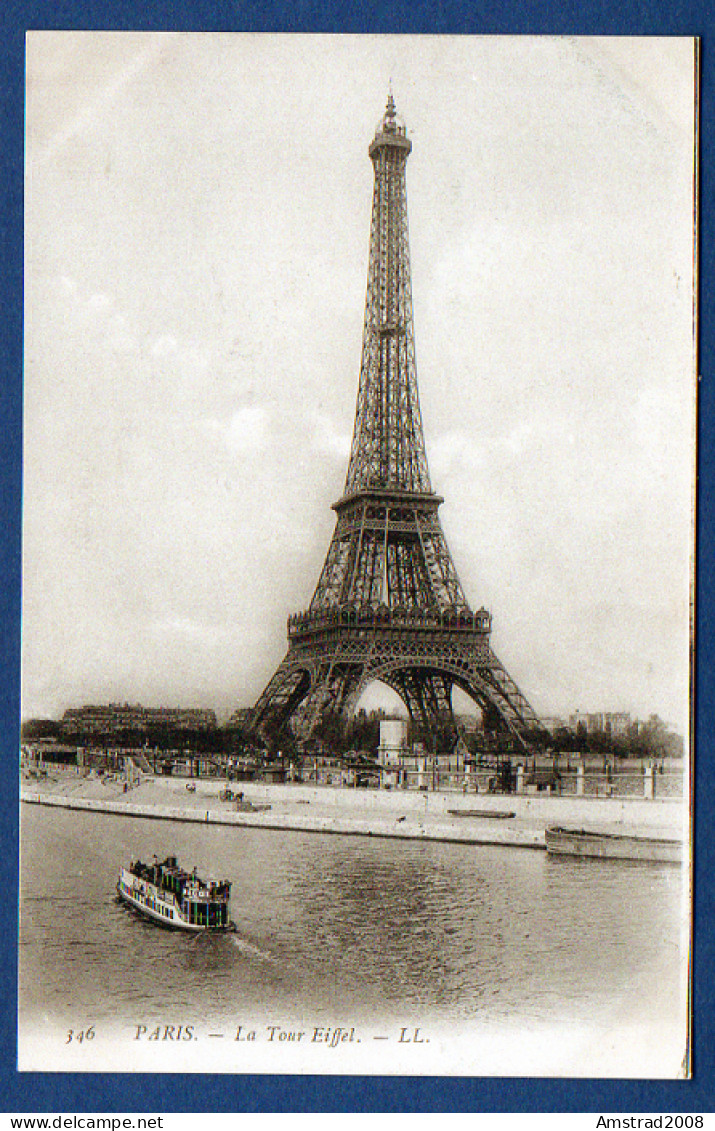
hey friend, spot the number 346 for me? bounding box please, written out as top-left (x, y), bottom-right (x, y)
top-left (66, 1026), bottom-right (95, 1044)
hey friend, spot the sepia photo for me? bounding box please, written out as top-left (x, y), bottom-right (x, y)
top-left (20, 33), bottom-right (696, 1077)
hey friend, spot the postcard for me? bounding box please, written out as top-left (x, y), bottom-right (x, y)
top-left (19, 33), bottom-right (695, 1077)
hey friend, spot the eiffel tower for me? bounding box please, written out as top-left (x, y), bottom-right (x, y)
top-left (247, 95), bottom-right (542, 749)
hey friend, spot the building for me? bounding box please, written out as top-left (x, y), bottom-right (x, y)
top-left (569, 711), bottom-right (632, 736)
top-left (61, 703), bottom-right (217, 737)
top-left (375, 720), bottom-right (473, 790)
top-left (539, 716), bottom-right (568, 734)
top-left (21, 743), bottom-right (78, 771)
top-left (377, 719), bottom-right (409, 787)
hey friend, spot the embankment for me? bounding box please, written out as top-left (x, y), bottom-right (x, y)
top-left (20, 773), bottom-right (686, 851)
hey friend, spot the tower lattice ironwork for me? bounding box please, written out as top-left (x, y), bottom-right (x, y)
top-left (246, 95), bottom-right (542, 748)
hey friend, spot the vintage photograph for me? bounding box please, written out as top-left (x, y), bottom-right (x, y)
top-left (20, 33), bottom-right (695, 1076)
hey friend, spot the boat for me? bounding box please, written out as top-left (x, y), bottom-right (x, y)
top-left (235, 798), bottom-right (271, 813)
top-left (117, 855), bottom-right (234, 931)
top-left (545, 826), bottom-right (683, 864)
top-left (448, 809), bottom-right (515, 820)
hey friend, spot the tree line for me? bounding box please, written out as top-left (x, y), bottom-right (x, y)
top-left (20, 710), bottom-right (684, 761)
top-left (549, 715), bottom-right (684, 760)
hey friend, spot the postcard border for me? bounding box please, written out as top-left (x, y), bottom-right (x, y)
top-left (4, 4), bottom-right (713, 1115)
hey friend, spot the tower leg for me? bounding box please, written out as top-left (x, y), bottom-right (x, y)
top-left (288, 663), bottom-right (366, 741)
top-left (250, 658), bottom-right (312, 737)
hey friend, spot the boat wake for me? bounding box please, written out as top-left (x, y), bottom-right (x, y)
top-left (228, 934), bottom-right (274, 962)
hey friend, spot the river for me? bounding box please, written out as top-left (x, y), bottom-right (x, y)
top-left (18, 803), bottom-right (688, 1076)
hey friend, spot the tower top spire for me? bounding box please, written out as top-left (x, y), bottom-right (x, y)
top-left (385, 89), bottom-right (397, 125)
top-left (346, 91), bottom-right (425, 497)
top-left (370, 92), bottom-right (410, 155)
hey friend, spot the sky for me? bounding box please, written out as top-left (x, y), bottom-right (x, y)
top-left (23, 34), bottom-right (696, 732)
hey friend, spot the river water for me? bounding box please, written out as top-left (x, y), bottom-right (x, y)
top-left (18, 804), bottom-right (688, 1076)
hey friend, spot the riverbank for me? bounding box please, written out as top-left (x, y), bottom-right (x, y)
top-left (20, 772), bottom-right (687, 851)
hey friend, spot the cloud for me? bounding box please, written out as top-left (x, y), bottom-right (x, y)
top-left (151, 617), bottom-right (228, 645)
top-left (88, 292), bottom-right (112, 312)
top-left (225, 406), bottom-right (268, 453)
top-left (311, 413), bottom-right (351, 461)
top-left (53, 277), bottom-right (138, 353)
top-left (108, 313), bottom-right (137, 353)
top-left (428, 430), bottom-right (486, 479)
top-left (28, 33), bottom-right (172, 171)
top-left (151, 334), bottom-right (178, 358)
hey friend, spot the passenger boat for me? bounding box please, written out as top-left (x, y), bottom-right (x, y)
top-left (117, 855), bottom-right (234, 931)
top-left (545, 826), bottom-right (683, 864)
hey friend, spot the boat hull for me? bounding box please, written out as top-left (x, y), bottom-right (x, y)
top-left (448, 809), bottom-right (515, 820)
top-left (545, 826), bottom-right (683, 864)
top-left (117, 867), bottom-right (233, 932)
top-left (117, 882), bottom-right (207, 931)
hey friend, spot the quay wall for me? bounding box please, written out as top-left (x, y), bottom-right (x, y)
top-left (19, 789), bottom-right (545, 848)
top-left (148, 777), bottom-right (685, 832)
top-left (20, 774), bottom-right (686, 849)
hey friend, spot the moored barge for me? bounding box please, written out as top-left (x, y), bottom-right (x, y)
top-left (448, 809), bottom-right (515, 820)
top-left (117, 855), bottom-right (233, 931)
top-left (545, 826), bottom-right (683, 864)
